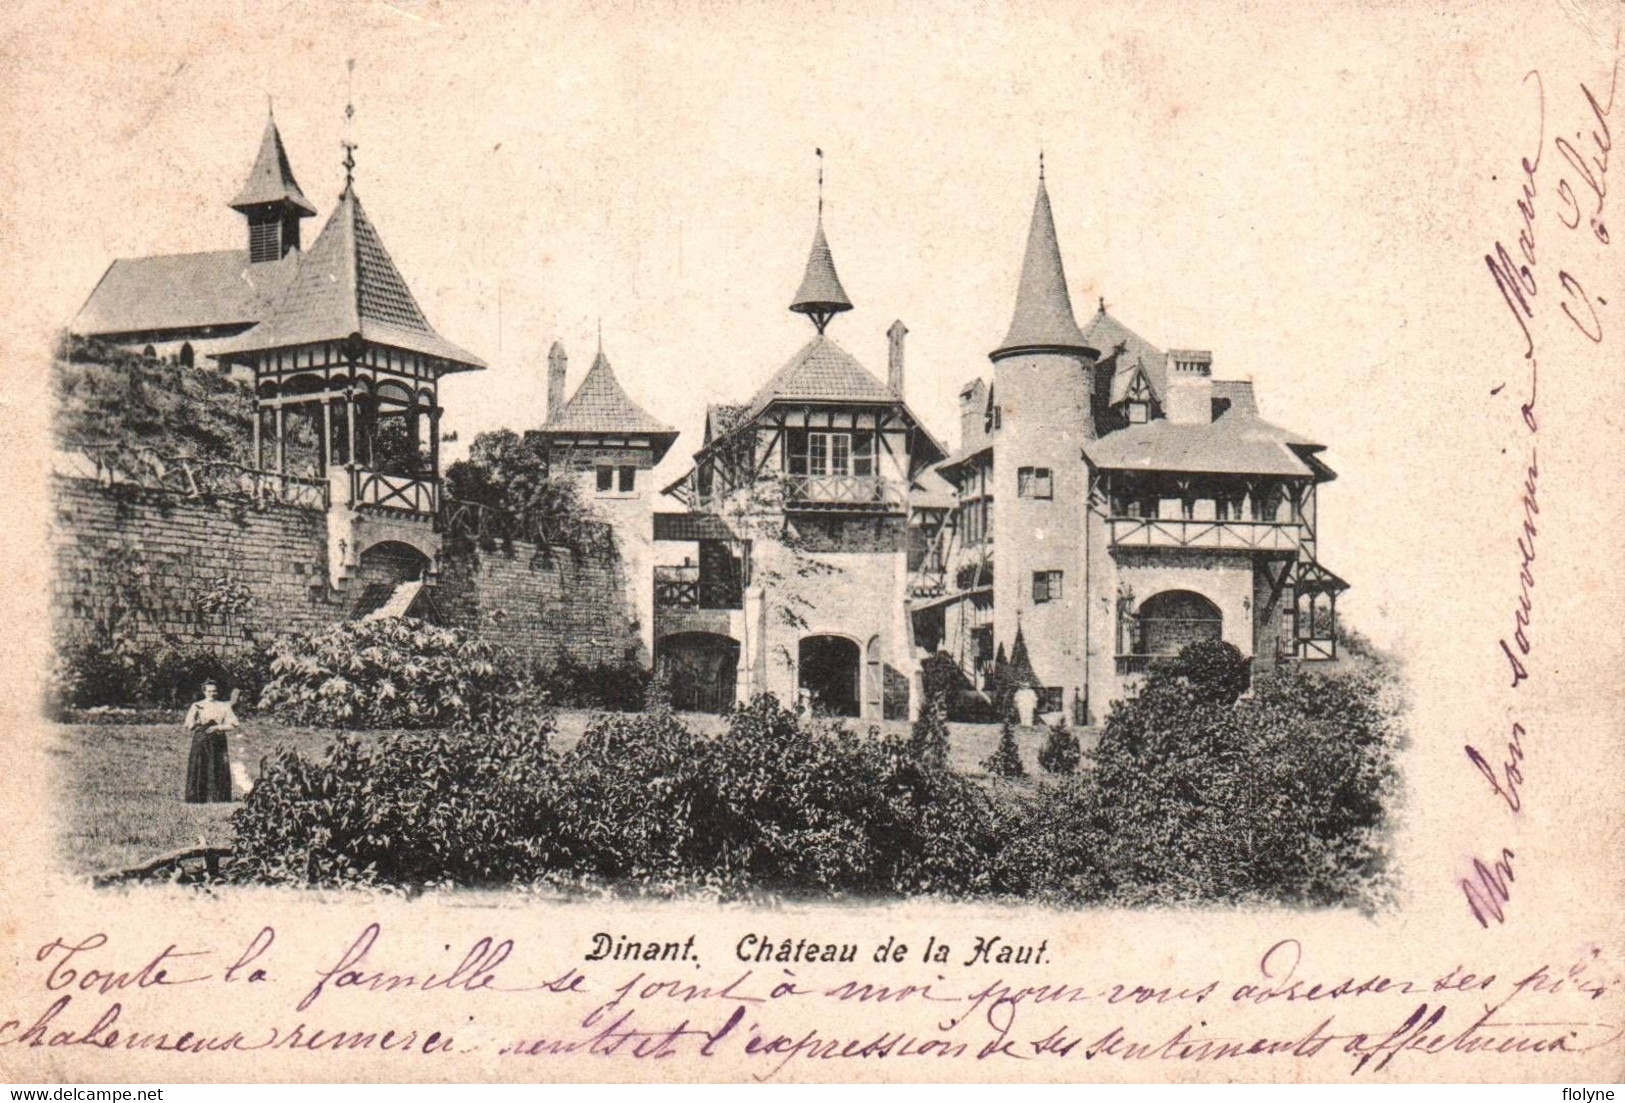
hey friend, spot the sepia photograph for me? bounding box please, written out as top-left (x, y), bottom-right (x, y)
top-left (1, 0), bottom-right (1620, 1088)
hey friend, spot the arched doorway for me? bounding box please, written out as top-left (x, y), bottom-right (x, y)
top-left (351, 540), bottom-right (436, 621)
top-left (799, 634), bottom-right (860, 717)
top-left (1138, 590), bottom-right (1223, 656)
top-left (656, 632), bottom-right (740, 714)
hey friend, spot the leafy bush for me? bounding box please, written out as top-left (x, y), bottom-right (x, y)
top-left (907, 693), bottom-right (951, 770)
top-left (232, 707), bottom-right (562, 888)
top-left (1170, 638), bottom-right (1251, 705)
top-left (1037, 718), bottom-right (1081, 774)
top-left (531, 653), bottom-right (651, 712)
top-left (257, 618), bottom-right (519, 729)
top-left (46, 634), bottom-right (271, 714)
top-left (981, 720), bottom-right (1027, 778)
top-left (1066, 661), bottom-right (1400, 908)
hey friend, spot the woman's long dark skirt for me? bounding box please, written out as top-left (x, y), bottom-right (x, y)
top-left (184, 729), bottom-right (232, 803)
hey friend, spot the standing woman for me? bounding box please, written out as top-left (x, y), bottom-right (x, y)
top-left (183, 680), bottom-right (239, 803)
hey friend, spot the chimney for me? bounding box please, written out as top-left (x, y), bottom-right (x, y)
top-left (547, 340), bottom-right (568, 422)
top-left (1164, 349), bottom-right (1214, 425)
top-left (959, 378), bottom-right (989, 448)
top-left (887, 319), bottom-right (907, 396)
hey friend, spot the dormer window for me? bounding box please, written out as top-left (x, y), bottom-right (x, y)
top-left (1127, 400), bottom-right (1150, 423)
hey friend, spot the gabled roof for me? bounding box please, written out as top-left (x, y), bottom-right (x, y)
top-left (544, 349), bottom-right (677, 443)
top-left (216, 187), bottom-right (484, 371)
top-left (992, 178), bottom-right (1093, 359)
top-left (1211, 379), bottom-right (1258, 416)
top-left (746, 334), bottom-right (895, 418)
top-left (705, 403), bottom-right (750, 445)
top-left (1109, 361), bottom-right (1156, 406)
top-left (1084, 410), bottom-right (1326, 479)
top-left (230, 113), bottom-right (317, 216)
top-left (71, 249), bottom-right (301, 337)
top-left (1085, 306), bottom-right (1167, 402)
top-left (909, 464), bottom-right (958, 511)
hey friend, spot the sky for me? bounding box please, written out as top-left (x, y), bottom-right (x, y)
top-left (4, 0), bottom-right (1621, 666)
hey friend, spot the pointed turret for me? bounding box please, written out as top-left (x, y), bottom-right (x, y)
top-left (990, 176), bottom-right (1095, 362)
top-left (790, 219), bottom-right (853, 334)
top-left (230, 110), bottom-right (317, 262)
top-left (218, 185), bottom-right (484, 371)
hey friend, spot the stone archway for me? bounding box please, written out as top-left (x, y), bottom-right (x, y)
top-left (799, 634), bottom-right (861, 718)
top-left (1137, 590), bottom-right (1223, 656)
top-left (656, 632), bottom-right (740, 714)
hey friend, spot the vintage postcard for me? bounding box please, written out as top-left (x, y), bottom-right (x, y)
top-left (0, 0), bottom-right (1621, 1086)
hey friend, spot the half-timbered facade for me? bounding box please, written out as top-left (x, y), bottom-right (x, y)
top-left (910, 172), bottom-right (1348, 723)
top-left (659, 214), bottom-right (945, 717)
top-left (212, 175), bottom-right (485, 591)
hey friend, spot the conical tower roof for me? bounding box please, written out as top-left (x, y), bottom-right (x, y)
top-left (790, 219), bottom-right (853, 331)
top-left (217, 186), bottom-right (483, 371)
top-left (991, 177), bottom-right (1093, 361)
top-left (546, 347), bottom-right (677, 439)
top-left (229, 112), bottom-right (317, 216)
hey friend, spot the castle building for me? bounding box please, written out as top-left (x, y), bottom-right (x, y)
top-left (658, 210), bottom-right (945, 717)
top-left (910, 171), bottom-right (1348, 723)
top-left (535, 340), bottom-right (678, 660)
top-left (70, 112), bottom-right (316, 369)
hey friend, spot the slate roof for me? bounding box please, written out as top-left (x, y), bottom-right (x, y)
top-left (746, 334), bottom-right (894, 418)
top-left (653, 512), bottom-right (736, 541)
top-left (1086, 307), bottom-right (1168, 402)
top-left (71, 249), bottom-right (301, 337)
top-left (1084, 409), bottom-right (1325, 478)
top-left (992, 179), bottom-right (1092, 358)
top-left (544, 349), bottom-right (677, 440)
top-left (789, 219), bottom-right (853, 317)
top-left (909, 465), bottom-right (958, 511)
top-left (216, 187), bottom-right (485, 371)
top-left (230, 114), bottom-right (317, 216)
top-left (1211, 379), bottom-right (1258, 416)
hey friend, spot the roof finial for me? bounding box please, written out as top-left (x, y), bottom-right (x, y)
top-left (267, 94), bottom-right (274, 119)
top-left (1099, 296), bottom-right (1106, 313)
top-left (816, 147), bottom-right (824, 219)
top-left (596, 316), bottom-right (603, 355)
top-left (1039, 148), bottom-right (1045, 183)
top-left (341, 58), bottom-right (358, 191)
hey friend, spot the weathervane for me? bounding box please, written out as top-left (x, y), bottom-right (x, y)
top-left (816, 147), bottom-right (824, 219)
top-left (341, 58), bottom-right (358, 190)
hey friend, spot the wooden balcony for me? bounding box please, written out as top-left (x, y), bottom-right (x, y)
top-left (1107, 516), bottom-right (1304, 553)
top-left (781, 474), bottom-right (906, 514)
top-left (654, 564), bottom-right (742, 610)
top-left (353, 468), bottom-right (437, 514)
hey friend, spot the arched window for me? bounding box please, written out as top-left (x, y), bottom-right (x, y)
top-left (1137, 590), bottom-right (1223, 656)
top-left (179, 342), bottom-right (194, 369)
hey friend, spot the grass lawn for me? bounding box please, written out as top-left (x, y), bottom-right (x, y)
top-left (54, 708), bottom-right (1096, 878)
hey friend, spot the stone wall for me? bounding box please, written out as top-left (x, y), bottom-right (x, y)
top-left (433, 540), bottom-right (641, 669)
top-left (49, 475), bottom-right (335, 649)
top-left (50, 475), bottom-right (641, 670)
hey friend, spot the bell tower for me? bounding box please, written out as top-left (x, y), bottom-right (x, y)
top-left (229, 108), bottom-right (316, 263)
top-left (988, 161), bottom-right (1099, 719)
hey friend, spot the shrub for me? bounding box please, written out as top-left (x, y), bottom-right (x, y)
top-left (1076, 661), bottom-right (1400, 908)
top-left (46, 635), bottom-right (271, 713)
top-left (1037, 718), bottom-right (1081, 774)
top-left (257, 618), bottom-right (518, 729)
top-left (531, 653), bottom-right (651, 712)
top-left (981, 720), bottom-right (1026, 778)
top-left (231, 706), bottom-right (563, 887)
top-left (907, 692), bottom-right (952, 770)
top-left (1171, 638), bottom-right (1251, 705)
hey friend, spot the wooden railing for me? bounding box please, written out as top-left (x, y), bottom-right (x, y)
top-left (781, 474), bottom-right (905, 513)
top-left (62, 444), bottom-right (328, 509)
top-left (353, 468), bottom-right (437, 514)
top-left (655, 566), bottom-right (701, 608)
top-left (437, 496), bottom-right (613, 553)
top-left (1107, 517), bottom-right (1303, 552)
